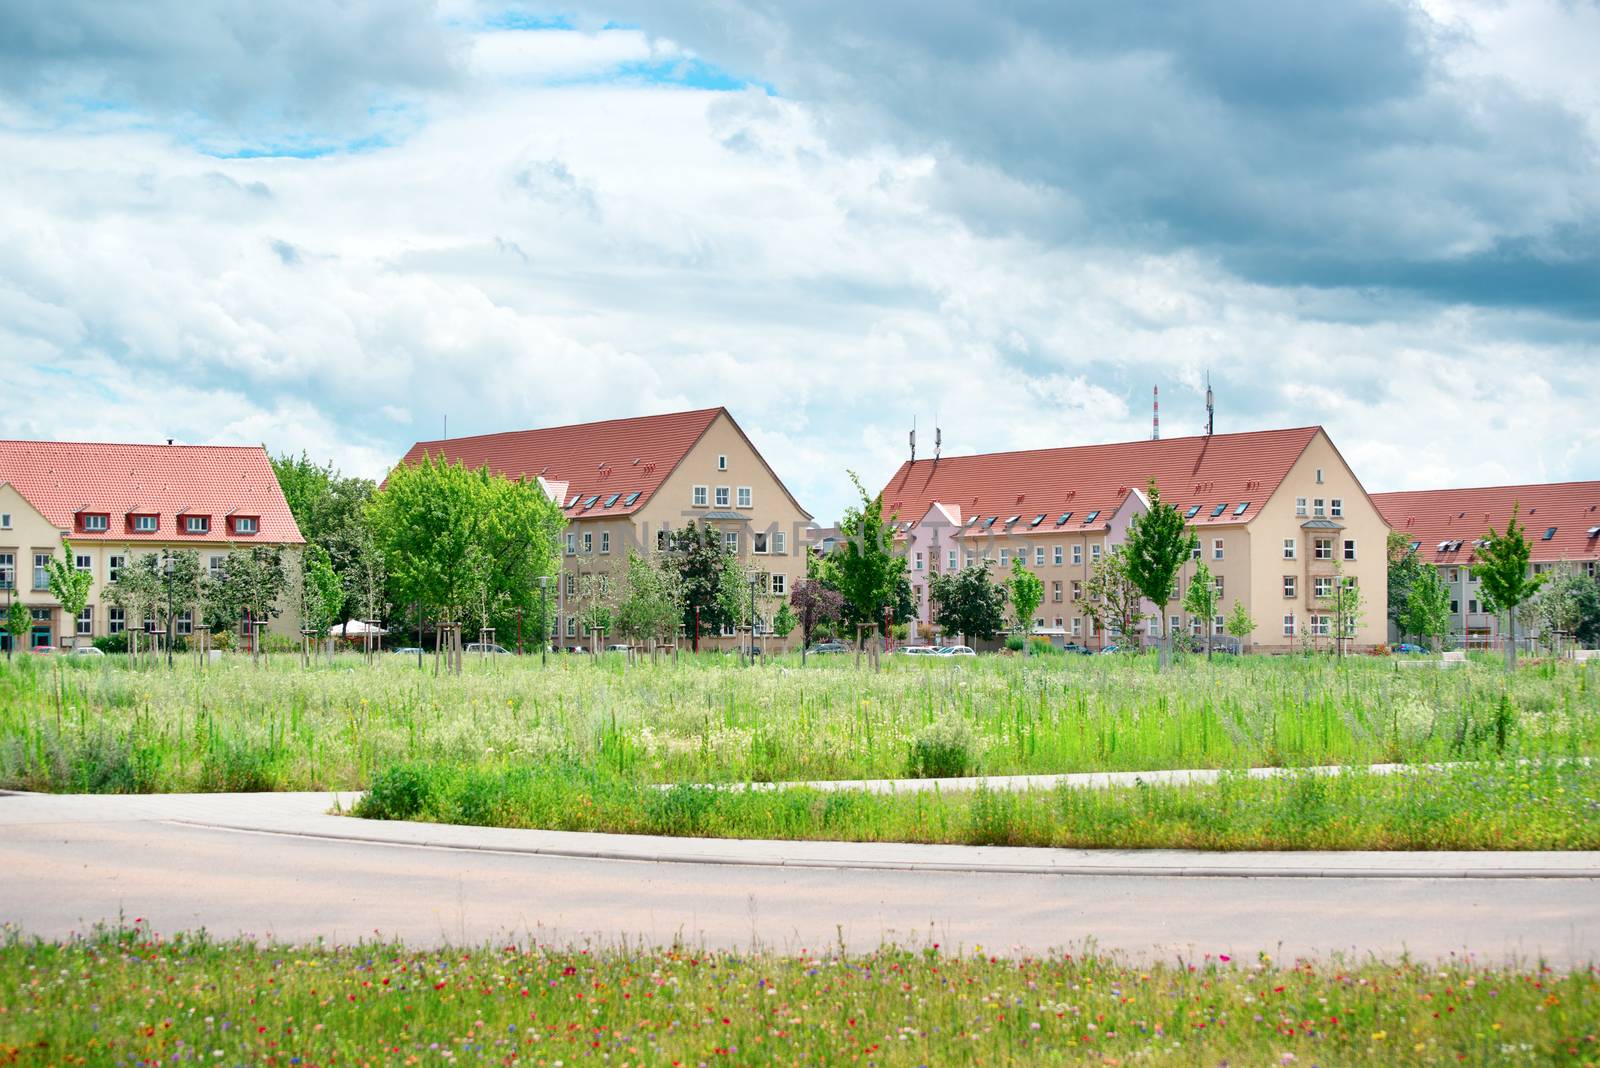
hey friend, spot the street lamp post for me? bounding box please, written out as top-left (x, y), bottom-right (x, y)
top-left (3, 574), bottom-right (12, 662)
top-left (748, 577), bottom-right (758, 664)
top-left (537, 575), bottom-right (549, 667)
top-left (163, 555), bottom-right (176, 669)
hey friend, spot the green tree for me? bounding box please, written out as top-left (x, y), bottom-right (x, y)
top-left (1321, 565), bottom-right (1365, 660)
top-left (614, 551), bottom-right (684, 648)
top-left (367, 455), bottom-right (563, 643)
top-left (819, 472), bottom-right (910, 650)
top-left (1081, 548), bottom-right (1143, 649)
top-left (44, 541), bottom-right (93, 648)
top-left (1122, 481), bottom-right (1198, 668)
top-left (1402, 564), bottom-right (1452, 652)
top-left (104, 553), bottom-right (164, 659)
top-left (771, 601), bottom-right (796, 640)
top-left (207, 546), bottom-right (287, 650)
top-left (299, 544), bottom-right (344, 651)
top-left (5, 599), bottom-right (29, 658)
top-left (1386, 530), bottom-right (1423, 639)
top-left (789, 578), bottom-right (844, 661)
top-left (1576, 575), bottom-right (1600, 647)
top-left (1475, 504), bottom-right (1547, 671)
top-left (1182, 560), bottom-right (1219, 659)
top-left (1528, 571), bottom-right (1594, 654)
top-left (1006, 557), bottom-right (1044, 650)
top-left (1224, 599), bottom-right (1255, 651)
top-left (665, 522), bottom-right (738, 644)
top-left (927, 563), bottom-right (1007, 645)
top-left (271, 452), bottom-right (380, 627)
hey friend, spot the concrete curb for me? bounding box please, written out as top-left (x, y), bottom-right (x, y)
top-left (166, 818), bottom-right (1600, 881)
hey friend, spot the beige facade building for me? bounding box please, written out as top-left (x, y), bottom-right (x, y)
top-left (396, 407), bottom-right (813, 650)
top-left (879, 426), bottom-right (1390, 652)
top-left (0, 441), bottom-right (304, 650)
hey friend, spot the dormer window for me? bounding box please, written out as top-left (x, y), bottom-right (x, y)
top-left (131, 514), bottom-right (158, 533)
top-left (231, 516), bottom-right (259, 535)
top-left (184, 516), bottom-right (210, 534)
top-left (80, 513), bottom-right (109, 532)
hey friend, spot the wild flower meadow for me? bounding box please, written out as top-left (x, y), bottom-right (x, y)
top-left (1, 924), bottom-right (1595, 1067)
top-left (2, 652), bottom-right (1595, 792)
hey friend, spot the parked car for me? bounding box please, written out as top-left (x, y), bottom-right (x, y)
top-left (390, 646), bottom-right (425, 656)
top-left (71, 646), bottom-right (105, 657)
top-left (1099, 644), bottom-right (1122, 655)
top-left (29, 645), bottom-right (56, 656)
top-left (464, 642), bottom-right (513, 656)
top-left (934, 645), bottom-right (976, 657)
top-left (898, 645), bottom-right (938, 655)
top-left (1393, 643), bottom-right (1425, 654)
top-left (1061, 642), bottom-right (1094, 656)
top-left (808, 641), bottom-right (848, 654)
top-left (605, 644), bottom-right (632, 653)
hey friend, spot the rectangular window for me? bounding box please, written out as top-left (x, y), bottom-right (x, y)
top-left (0, 512), bottom-right (9, 529)
top-left (1051, 580), bottom-right (1062, 602)
top-left (1447, 567), bottom-right (1459, 583)
top-left (656, 529), bottom-right (670, 552)
top-left (774, 531), bottom-right (786, 554)
top-left (234, 517), bottom-right (258, 534)
top-left (1295, 497), bottom-right (1307, 517)
top-left (724, 531), bottom-right (738, 554)
top-left (582, 531), bottom-right (592, 554)
top-left (209, 555), bottom-right (225, 576)
top-left (1313, 498), bottom-right (1325, 517)
top-left (1071, 617), bottom-right (1082, 636)
top-left (1469, 598), bottom-right (1479, 614)
top-left (108, 554), bottom-right (125, 582)
top-left (1033, 546), bottom-right (1045, 566)
top-left (1213, 575), bottom-right (1224, 598)
top-left (566, 617), bottom-right (577, 638)
top-left (1090, 544), bottom-right (1102, 563)
top-left (565, 574), bottom-right (576, 597)
top-left (1330, 499), bottom-right (1343, 518)
top-left (1191, 543), bottom-right (1201, 560)
top-left (565, 533), bottom-right (576, 555)
top-left (600, 531), bottom-right (610, 554)
top-left (1450, 599), bottom-right (1459, 614)
top-left (1283, 538), bottom-right (1297, 560)
top-left (717, 454), bottom-right (728, 471)
top-left (177, 611), bottom-right (193, 636)
top-left (134, 515), bottom-right (157, 532)
top-left (715, 486), bottom-right (731, 507)
top-left (1283, 613), bottom-right (1296, 637)
top-left (1283, 575), bottom-right (1296, 598)
top-left (1170, 614), bottom-right (1181, 636)
top-left (76, 606), bottom-right (93, 635)
top-left (1212, 537), bottom-right (1224, 561)
top-left (770, 573), bottom-right (786, 595)
top-left (1052, 545), bottom-right (1063, 565)
top-left (1214, 615), bottom-right (1225, 636)
top-left (736, 487), bottom-right (752, 509)
top-left (947, 550), bottom-right (957, 570)
top-left (1343, 538), bottom-right (1357, 561)
top-left (1071, 545), bottom-right (1083, 565)
top-left (1310, 615), bottom-right (1331, 637)
top-left (184, 516), bottom-right (209, 534)
top-left (998, 548), bottom-right (1010, 566)
top-left (1314, 576), bottom-right (1333, 599)
top-left (1072, 580), bottom-right (1083, 601)
top-left (693, 485), bottom-right (709, 507)
top-left (755, 532), bottom-right (770, 555)
top-left (0, 553), bottom-right (12, 590)
top-left (108, 607), bottom-right (125, 634)
top-left (33, 553), bottom-right (50, 590)
top-left (965, 551), bottom-right (975, 567)
top-left (75, 553), bottom-right (92, 573)
top-left (82, 513), bottom-right (108, 531)
top-left (1314, 538), bottom-right (1333, 561)
top-left (913, 550), bottom-right (923, 570)
top-left (1315, 468), bottom-right (1325, 484)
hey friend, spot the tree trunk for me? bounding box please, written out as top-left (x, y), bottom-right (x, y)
top-left (1505, 612), bottom-right (1516, 672)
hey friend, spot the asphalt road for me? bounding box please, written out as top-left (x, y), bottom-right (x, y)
top-left (3, 792), bottom-right (1597, 965)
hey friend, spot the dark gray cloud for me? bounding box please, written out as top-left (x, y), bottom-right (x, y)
top-left (0, 0), bottom-right (461, 131)
top-left (568, 0), bottom-right (1600, 316)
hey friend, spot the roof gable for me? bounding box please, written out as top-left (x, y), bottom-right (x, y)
top-left (1374, 481), bottom-right (1600, 565)
top-left (0, 441), bottom-right (303, 543)
top-left (877, 426), bottom-right (1320, 533)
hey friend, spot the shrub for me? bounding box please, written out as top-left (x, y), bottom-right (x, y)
top-left (907, 716), bottom-right (976, 779)
top-left (1003, 635), bottom-right (1025, 652)
top-left (356, 764), bottom-right (436, 820)
top-left (91, 634), bottom-right (128, 654)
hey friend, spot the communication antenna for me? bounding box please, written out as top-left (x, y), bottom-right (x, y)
top-left (934, 424), bottom-right (942, 461)
top-left (1151, 386), bottom-right (1160, 441)
top-left (1205, 373), bottom-right (1215, 437)
top-left (909, 416), bottom-right (917, 463)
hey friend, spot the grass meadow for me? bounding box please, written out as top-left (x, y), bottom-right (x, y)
top-left (2, 925), bottom-right (1595, 1067)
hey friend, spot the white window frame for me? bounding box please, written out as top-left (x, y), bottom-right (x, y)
top-left (1343, 538), bottom-right (1357, 561)
top-left (1052, 545), bottom-right (1063, 566)
top-left (1314, 538), bottom-right (1333, 561)
top-left (0, 552), bottom-right (13, 590)
top-left (913, 551), bottom-right (923, 570)
top-left (717, 454), bottom-right (728, 471)
top-left (724, 531), bottom-right (738, 554)
top-left (754, 531), bottom-right (770, 555)
top-left (566, 533), bottom-right (577, 556)
top-left (1310, 615), bottom-right (1331, 637)
top-left (714, 486), bottom-right (731, 508)
top-left (33, 553), bottom-right (50, 590)
top-left (108, 607), bottom-right (125, 634)
top-left (134, 515), bottom-right (157, 532)
top-left (582, 531), bottom-right (592, 554)
top-left (1330, 498), bottom-right (1343, 518)
top-left (1312, 498), bottom-right (1325, 518)
top-left (770, 573), bottom-right (786, 595)
top-left (1315, 468), bottom-right (1325, 484)
top-left (1034, 546), bottom-right (1045, 566)
top-left (736, 487), bottom-right (752, 509)
top-left (0, 512), bottom-right (10, 530)
top-left (1071, 545), bottom-right (1083, 566)
top-left (75, 553), bottom-right (92, 573)
top-left (108, 554), bottom-right (125, 582)
top-left (83, 513), bottom-right (109, 532)
top-left (1214, 614), bottom-right (1225, 636)
top-left (998, 548), bottom-right (1010, 566)
top-left (1314, 576), bottom-right (1334, 599)
top-left (1070, 617), bottom-right (1081, 637)
top-left (693, 485), bottom-right (709, 507)
top-left (774, 531), bottom-right (787, 555)
top-left (1283, 575), bottom-right (1296, 598)
top-left (600, 531), bottom-right (610, 554)
top-left (1090, 544), bottom-right (1102, 563)
top-left (234, 516), bottom-right (258, 534)
top-left (209, 555), bottom-right (225, 576)
top-left (1283, 538), bottom-right (1297, 560)
top-left (1283, 613), bottom-right (1296, 637)
top-left (1295, 497), bottom-right (1306, 517)
top-left (76, 606), bottom-right (93, 636)
top-left (185, 516), bottom-right (209, 534)
top-left (948, 550), bottom-right (958, 570)
top-left (177, 610), bottom-right (193, 635)
top-left (1212, 538), bottom-right (1224, 561)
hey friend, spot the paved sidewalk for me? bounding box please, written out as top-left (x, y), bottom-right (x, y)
top-left (5, 789), bottom-right (1598, 879)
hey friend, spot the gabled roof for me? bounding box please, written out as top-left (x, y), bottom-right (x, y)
top-left (0, 440), bottom-right (302, 543)
top-left (878, 426), bottom-right (1322, 533)
top-left (1374, 481), bottom-right (1600, 565)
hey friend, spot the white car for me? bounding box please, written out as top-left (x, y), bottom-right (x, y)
top-left (71, 645), bottom-right (105, 657)
top-left (897, 646), bottom-right (938, 655)
top-left (935, 645), bottom-right (976, 657)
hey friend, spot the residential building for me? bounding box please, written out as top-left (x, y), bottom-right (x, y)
top-left (1374, 481), bottom-right (1600, 649)
top-left (880, 426), bottom-right (1389, 651)
top-left (0, 441), bottom-right (304, 650)
top-left (395, 407), bottom-right (812, 649)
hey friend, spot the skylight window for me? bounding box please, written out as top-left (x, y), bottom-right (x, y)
top-left (604, 493), bottom-right (621, 508)
top-left (1083, 511), bottom-right (1099, 523)
top-left (1006, 514), bottom-right (1021, 525)
top-left (966, 516), bottom-right (981, 527)
top-left (1410, 541), bottom-right (1421, 551)
top-left (984, 517), bottom-right (997, 528)
top-left (1588, 526), bottom-right (1600, 537)
top-left (623, 491), bottom-right (640, 507)
top-left (1543, 527), bottom-right (1557, 541)
top-left (582, 495), bottom-right (600, 509)
top-left (566, 495), bottom-right (581, 509)
top-left (1437, 541), bottom-right (1451, 552)
top-left (1184, 505), bottom-right (1201, 518)
top-left (1233, 502), bottom-right (1250, 516)
top-left (1057, 511), bottom-right (1072, 525)
top-left (1031, 514), bottom-right (1045, 527)
top-left (1211, 503), bottom-right (1228, 517)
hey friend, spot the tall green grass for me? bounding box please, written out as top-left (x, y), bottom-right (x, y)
top-left (2, 651), bottom-right (1596, 792)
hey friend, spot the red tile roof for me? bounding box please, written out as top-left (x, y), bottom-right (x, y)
top-left (1374, 482), bottom-right (1600, 565)
top-left (395, 408), bottom-right (725, 519)
top-left (0, 440), bottom-right (303, 544)
top-left (878, 426), bottom-right (1323, 534)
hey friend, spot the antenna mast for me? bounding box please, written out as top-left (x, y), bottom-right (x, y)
top-left (1205, 373), bottom-right (1215, 437)
top-left (1151, 386), bottom-right (1160, 441)
top-left (909, 417), bottom-right (917, 464)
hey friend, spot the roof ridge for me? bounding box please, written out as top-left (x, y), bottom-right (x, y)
top-left (894, 425), bottom-right (1321, 468)
top-left (408, 407), bottom-right (725, 449)
top-left (1374, 479), bottom-right (1600, 497)
top-left (0, 439), bottom-right (267, 451)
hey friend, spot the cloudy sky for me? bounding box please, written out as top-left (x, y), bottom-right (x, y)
top-left (2, 0), bottom-right (1596, 520)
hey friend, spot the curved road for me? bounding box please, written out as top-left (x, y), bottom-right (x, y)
top-left (3, 791), bottom-right (1597, 965)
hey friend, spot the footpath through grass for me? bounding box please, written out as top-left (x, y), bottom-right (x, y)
top-left (3, 652), bottom-right (1597, 792)
top-left (2, 927), bottom-right (1595, 1067)
top-left (353, 759), bottom-right (1600, 851)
